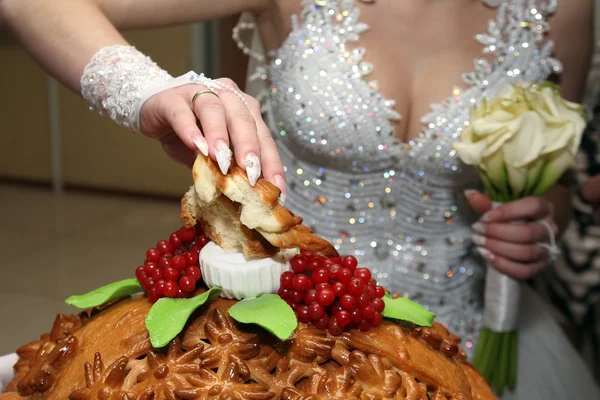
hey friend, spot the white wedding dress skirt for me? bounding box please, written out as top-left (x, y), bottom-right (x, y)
top-left (502, 286), bottom-right (599, 399)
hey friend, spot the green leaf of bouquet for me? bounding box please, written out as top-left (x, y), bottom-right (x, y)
top-left (537, 80), bottom-right (561, 94)
top-left (145, 287), bottom-right (221, 348)
top-left (531, 150), bottom-right (574, 196)
top-left (228, 294), bottom-right (297, 340)
top-left (382, 294), bottom-right (436, 327)
top-left (477, 167), bottom-right (503, 202)
top-left (65, 278), bottom-right (142, 309)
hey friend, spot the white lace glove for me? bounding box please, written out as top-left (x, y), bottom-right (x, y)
top-left (0, 353), bottom-right (17, 392)
top-left (80, 45), bottom-right (173, 132)
top-left (80, 45), bottom-right (248, 133)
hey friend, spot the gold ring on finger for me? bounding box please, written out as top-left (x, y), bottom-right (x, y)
top-left (191, 89), bottom-right (219, 108)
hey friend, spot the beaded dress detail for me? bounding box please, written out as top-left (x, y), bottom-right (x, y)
top-left (241, 0), bottom-right (560, 357)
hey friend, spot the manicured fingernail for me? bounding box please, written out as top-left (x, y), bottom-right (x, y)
top-left (472, 234), bottom-right (486, 246)
top-left (471, 222), bottom-right (487, 235)
top-left (215, 140), bottom-right (232, 175)
top-left (245, 153), bottom-right (261, 186)
top-left (476, 247), bottom-right (495, 261)
top-left (274, 175), bottom-right (286, 205)
top-left (279, 193), bottom-right (287, 206)
top-left (464, 189), bottom-right (480, 197)
top-left (192, 137), bottom-right (208, 156)
top-left (481, 209), bottom-right (500, 222)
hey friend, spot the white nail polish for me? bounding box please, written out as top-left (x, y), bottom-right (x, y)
top-left (476, 247), bottom-right (495, 260)
top-left (274, 175), bottom-right (287, 205)
top-left (215, 141), bottom-right (232, 175)
top-left (472, 234), bottom-right (486, 246)
top-left (245, 153), bottom-right (261, 186)
top-left (192, 137), bottom-right (208, 156)
top-left (481, 209), bottom-right (501, 222)
top-left (464, 189), bottom-right (479, 197)
top-left (471, 222), bottom-right (486, 234)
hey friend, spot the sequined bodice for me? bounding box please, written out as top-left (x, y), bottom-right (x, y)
top-left (253, 0), bottom-right (560, 355)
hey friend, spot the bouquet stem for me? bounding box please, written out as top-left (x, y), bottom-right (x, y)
top-left (473, 329), bottom-right (518, 395)
top-left (473, 203), bottom-right (522, 395)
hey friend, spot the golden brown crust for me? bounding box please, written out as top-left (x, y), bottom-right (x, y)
top-left (2, 298), bottom-right (153, 399)
top-left (3, 314), bottom-right (84, 393)
top-left (186, 154), bottom-right (338, 258)
top-left (0, 393), bottom-right (22, 400)
top-left (259, 225), bottom-right (339, 258)
top-left (2, 293), bottom-right (496, 400)
top-left (460, 364), bottom-right (498, 400)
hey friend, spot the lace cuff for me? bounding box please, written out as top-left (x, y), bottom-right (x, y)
top-left (80, 45), bottom-right (172, 132)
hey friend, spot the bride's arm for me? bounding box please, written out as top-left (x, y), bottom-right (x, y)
top-left (0, 0), bottom-right (271, 92)
top-left (95, 0), bottom-right (269, 30)
top-left (0, 0), bottom-right (287, 194)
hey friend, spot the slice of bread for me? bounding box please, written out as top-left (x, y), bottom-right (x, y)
top-left (181, 154), bottom-right (338, 259)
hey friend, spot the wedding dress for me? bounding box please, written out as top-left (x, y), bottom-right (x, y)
top-left (237, 0), bottom-right (600, 397)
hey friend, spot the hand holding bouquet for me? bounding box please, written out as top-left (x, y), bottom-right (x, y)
top-left (453, 82), bottom-right (586, 394)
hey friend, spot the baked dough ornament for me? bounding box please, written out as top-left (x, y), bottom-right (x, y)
top-left (0, 154), bottom-right (497, 400)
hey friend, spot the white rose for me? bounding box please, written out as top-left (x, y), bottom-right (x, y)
top-left (530, 84), bottom-right (586, 194)
top-left (453, 82), bottom-right (586, 200)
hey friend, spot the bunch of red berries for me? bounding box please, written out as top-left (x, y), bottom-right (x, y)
top-left (135, 225), bottom-right (210, 303)
top-left (278, 251), bottom-right (386, 336)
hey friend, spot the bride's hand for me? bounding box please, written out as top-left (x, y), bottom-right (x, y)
top-left (138, 78), bottom-right (286, 193)
top-left (465, 191), bottom-right (558, 280)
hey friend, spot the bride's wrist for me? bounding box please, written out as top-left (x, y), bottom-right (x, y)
top-left (80, 45), bottom-right (222, 134)
top-left (80, 45), bottom-right (172, 132)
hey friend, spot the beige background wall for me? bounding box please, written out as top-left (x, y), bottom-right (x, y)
top-left (0, 31), bottom-right (53, 182)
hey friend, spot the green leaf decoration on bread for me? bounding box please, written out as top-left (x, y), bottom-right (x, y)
top-left (382, 293), bottom-right (436, 327)
top-left (228, 294), bottom-right (297, 340)
top-left (65, 278), bottom-right (143, 309)
top-left (145, 286), bottom-right (221, 348)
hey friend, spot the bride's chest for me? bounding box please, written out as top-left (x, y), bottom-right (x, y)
top-left (261, 0), bottom-right (555, 174)
top-left (269, 0), bottom-right (495, 142)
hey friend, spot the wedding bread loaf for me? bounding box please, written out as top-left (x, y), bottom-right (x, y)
top-left (1, 293), bottom-right (497, 400)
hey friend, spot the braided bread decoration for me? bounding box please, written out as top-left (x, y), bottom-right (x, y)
top-left (181, 154), bottom-right (338, 258)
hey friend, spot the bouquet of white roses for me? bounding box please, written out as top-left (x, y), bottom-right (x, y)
top-left (453, 82), bottom-right (585, 394)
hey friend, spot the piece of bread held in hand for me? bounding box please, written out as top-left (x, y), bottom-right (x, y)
top-left (181, 153), bottom-right (338, 259)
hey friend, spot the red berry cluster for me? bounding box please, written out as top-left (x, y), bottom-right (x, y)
top-left (135, 225), bottom-right (210, 303)
top-left (278, 251), bottom-right (386, 336)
